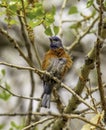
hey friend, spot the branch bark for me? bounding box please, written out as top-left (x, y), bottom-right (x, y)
top-left (95, 0), bottom-right (106, 122)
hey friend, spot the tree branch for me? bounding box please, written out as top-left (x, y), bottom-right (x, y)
top-left (0, 28), bottom-right (31, 65)
top-left (17, 7), bottom-right (36, 126)
top-left (0, 62), bottom-right (95, 111)
top-left (58, 0), bottom-right (68, 37)
top-left (23, 117), bottom-right (54, 130)
top-left (0, 112), bottom-right (105, 130)
top-left (0, 85), bottom-right (40, 101)
top-left (65, 16), bottom-right (99, 51)
top-left (95, 0), bottom-right (106, 122)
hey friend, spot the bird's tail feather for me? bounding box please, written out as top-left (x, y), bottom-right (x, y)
top-left (41, 94), bottom-right (50, 108)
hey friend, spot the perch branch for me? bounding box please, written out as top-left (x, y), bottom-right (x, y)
top-left (0, 62), bottom-right (95, 111)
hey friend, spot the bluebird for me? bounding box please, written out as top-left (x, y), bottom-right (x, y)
top-left (41, 36), bottom-right (73, 108)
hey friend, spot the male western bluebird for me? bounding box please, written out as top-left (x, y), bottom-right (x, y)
top-left (41, 36), bottom-right (73, 108)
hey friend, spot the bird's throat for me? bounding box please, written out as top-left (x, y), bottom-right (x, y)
top-left (53, 48), bottom-right (65, 57)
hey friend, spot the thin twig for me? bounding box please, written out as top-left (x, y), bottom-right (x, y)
top-left (0, 85), bottom-right (40, 101)
top-left (17, 10), bottom-right (34, 67)
top-left (0, 62), bottom-right (41, 75)
top-left (93, 3), bottom-right (99, 12)
top-left (17, 7), bottom-right (35, 125)
top-left (53, 88), bottom-right (64, 113)
top-left (0, 84), bottom-right (56, 103)
top-left (0, 112), bottom-right (105, 130)
top-left (95, 0), bottom-right (106, 122)
top-left (0, 28), bottom-right (31, 66)
top-left (58, 0), bottom-right (68, 37)
top-left (42, 119), bottom-right (55, 130)
top-left (65, 16), bottom-right (99, 51)
top-left (23, 117), bottom-right (54, 130)
top-left (20, 0), bottom-right (41, 68)
top-left (85, 83), bottom-right (98, 112)
top-left (74, 102), bottom-right (100, 115)
top-left (21, 0), bottom-right (27, 25)
top-left (32, 42), bottom-right (42, 68)
top-left (62, 15), bottom-right (92, 23)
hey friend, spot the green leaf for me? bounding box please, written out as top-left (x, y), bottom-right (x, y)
top-left (91, 10), bottom-right (96, 18)
top-left (87, 0), bottom-right (94, 8)
top-left (104, 1), bottom-right (106, 7)
top-left (0, 83), bottom-right (11, 101)
top-left (9, 19), bottom-right (18, 25)
top-left (0, 10), bottom-right (6, 16)
top-left (45, 27), bottom-right (52, 36)
top-left (70, 22), bottom-right (81, 29)
top-left (9, 2), bottom-right (17, 12)
top-left (1, 69), bottom-right (6, 76)
top-left (27, 3), bottom-right (45, 20)
top-left (29, 20), bottom-right (43, 28)
top-left (69, 6), bottom-right (78, 14)
top-left (43, 6), bottom-right (56, 27)
top-left (53, 26), bottom-right (59, 35)
top-left (51, 5), bottom-right (56, 16)
top-left (27, 9), bottom-right (44, 20)
top-left (9, 128), bottom-right (13, 130)
top-left (44, 6), bottom-right (56, 26)
top-left (11, 121), bottom-right (19, 129)
top-left (103, 1), bottom-right (106, 11)
top-left (44, 14), bottom-right (54, 26)
top-left (5, 82), bottom-right (11, 90)
top-left (0, 124), bottom-right (5, 129)
top-left (10, 121), bottom-right (24, 130)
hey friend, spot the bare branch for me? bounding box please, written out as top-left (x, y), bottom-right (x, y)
top-left (0, 28), bottom-right (31, 65)
top-left (0, 85), bottom-right (40, 101)
top-left (23, 117), bottom-right (54, 130)
top-left (95, 0), bottom-right (106, 122)
top-left (0, 112), bottom-right (105, 130)
top-left (65, 16), bottom-right (99, 51)
top-left (58, 0), bottom-right (68, 37)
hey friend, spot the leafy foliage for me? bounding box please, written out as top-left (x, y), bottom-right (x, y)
top-left (0, 0), bottom-right (57, 36)
top-left (26, 3), bottom-right (45, 20)
top-left (0, 83), bottom-right (11, 101)
top-left (1, 69), bottom-right (6, 77)
top-left (70, 22), bottom-right (81, 30)
top-left (0, 69), bottom-right (11, 101)
top-left (68, 6), bottom-right (78, 14)
top-left (9, 121), bottom-right (24, 130)
top-left (87, 0), bottom-right (94, 8)
top-left (0, 124), bottom-right (5, 129)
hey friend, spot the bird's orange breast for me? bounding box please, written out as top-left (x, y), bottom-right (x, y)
top-left (42, 48), bottom-right (73, 76)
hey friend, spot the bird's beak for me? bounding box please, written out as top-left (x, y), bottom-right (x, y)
top-left (49, 37), bottom-right (52, 42)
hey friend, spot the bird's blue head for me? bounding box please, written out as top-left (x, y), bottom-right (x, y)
top-left (49, 36), bottom-right (63, 49)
